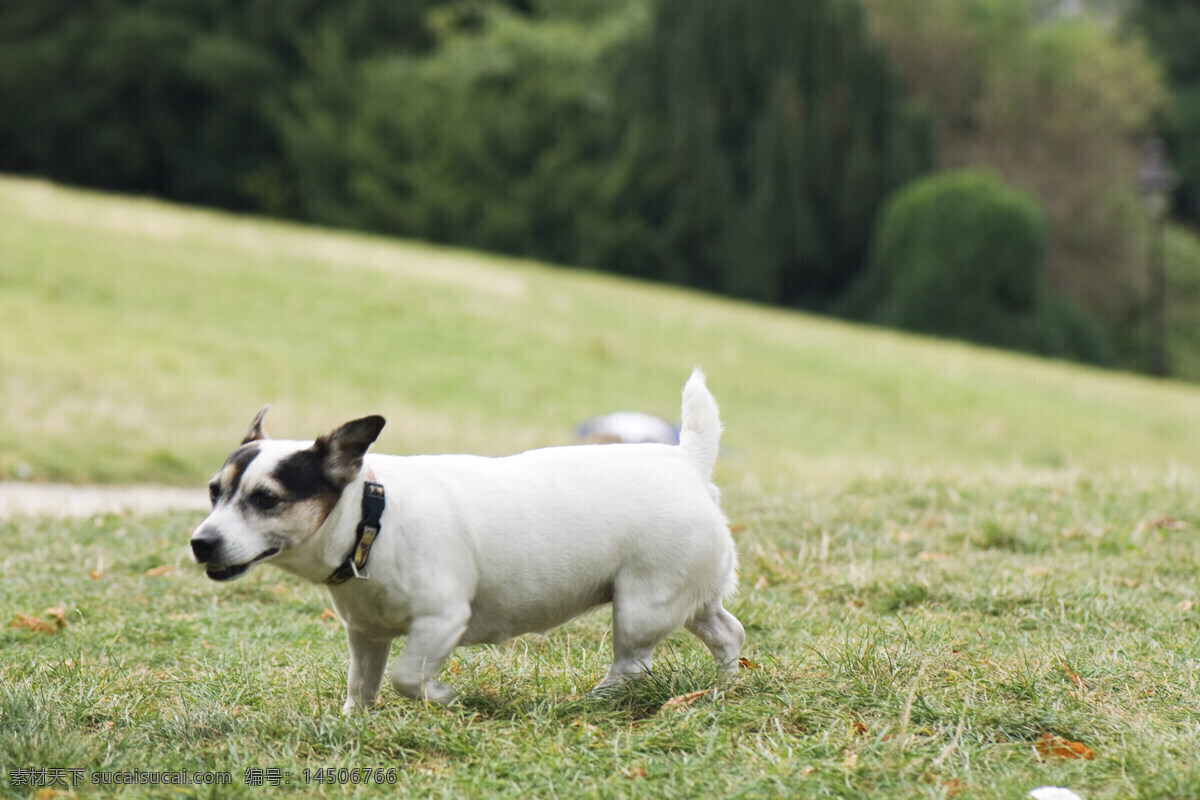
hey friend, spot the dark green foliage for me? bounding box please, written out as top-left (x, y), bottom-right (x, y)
top-left (0, 0), bottom-right (445, 213)
top-left (840, 170), bottom-right (1113, 364)
top-left (1128, 0), bottom-right (1200, 224)
top-left (275, 3), bottom-right (627, 264)
top-left (597, 0), bottom-right (933, 307)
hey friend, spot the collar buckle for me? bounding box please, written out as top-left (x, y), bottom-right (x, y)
top-left (326, 475), bottom-right (385, 586)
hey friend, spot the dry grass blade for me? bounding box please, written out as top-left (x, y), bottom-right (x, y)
top-left (660, 688), bottom-right (715, 712)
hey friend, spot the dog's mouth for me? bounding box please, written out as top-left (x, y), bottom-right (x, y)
top-left (204, 548), bottom-right (280, 582)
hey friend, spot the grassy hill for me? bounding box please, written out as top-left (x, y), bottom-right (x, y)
top-left (3, 174), bottom-right (1200, 486)
top-left (4, 176), bottom-right (1200, 798)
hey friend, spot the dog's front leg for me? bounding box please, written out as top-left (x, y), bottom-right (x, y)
top-left (390, 605), bottom-right (470, 705)
top-left (342, 629), bottom-right (392, 715)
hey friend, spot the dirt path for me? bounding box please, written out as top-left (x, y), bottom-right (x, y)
top-left (0, 482), bottom-right (209, 519)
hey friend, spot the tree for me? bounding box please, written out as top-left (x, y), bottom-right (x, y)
top-left (271, 2), bottom-right (640, 262)
top-left (0, 1), bottom-right (445, 213)
top-left (595, 0), bottom-right (932, 308)
top-left (1128, 0), bottom-right (1200, 225)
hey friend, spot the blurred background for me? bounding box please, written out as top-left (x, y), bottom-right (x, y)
top-left (2, 0), bottom-right (1198, 378)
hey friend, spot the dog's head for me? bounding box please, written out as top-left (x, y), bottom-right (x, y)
top-left (190, 406), bottom-right (385, 581)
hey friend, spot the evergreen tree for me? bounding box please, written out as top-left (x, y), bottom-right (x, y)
top-left (0, 1), bottom-right (444, 212)
top-left (597, 0), bottom-right (932, 307)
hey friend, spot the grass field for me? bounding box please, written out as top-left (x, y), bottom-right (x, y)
top-left (3, 176), bottom-right (1200, 798)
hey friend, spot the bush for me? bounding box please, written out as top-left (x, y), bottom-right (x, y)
top-left (840, 170), bottom-right (1113, 365)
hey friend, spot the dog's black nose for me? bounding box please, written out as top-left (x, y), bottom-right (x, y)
top-left (190, 527), bottom-right (221, 563)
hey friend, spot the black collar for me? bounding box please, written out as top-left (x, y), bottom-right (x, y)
top-left (325, 475), bottom-right (385, 585)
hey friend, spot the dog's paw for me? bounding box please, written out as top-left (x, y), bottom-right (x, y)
top-left (341, 698), bottom-right (370, 716)
top-left (394, 677), bottom-right (457, 706)
top-left (589, 672), bottom-right (641, 697)
top-left (420, 681), bottom-right (457, 706)
top-left (587, 683), bottom-right (621, 699)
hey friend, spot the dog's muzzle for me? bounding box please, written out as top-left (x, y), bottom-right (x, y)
top-left (191, 526), bottom-right (279, 582)
top-left (190, 526), bottom-right (222, 564)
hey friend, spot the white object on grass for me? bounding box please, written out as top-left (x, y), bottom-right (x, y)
top-left (576, 412), bottom-right (680, 444)
top-left (1029, 788), bottom-right (1084, 800)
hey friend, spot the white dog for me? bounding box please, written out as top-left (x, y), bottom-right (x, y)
top-left (190, 369), bottom-right (743, 711)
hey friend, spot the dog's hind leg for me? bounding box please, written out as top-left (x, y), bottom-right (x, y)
top-left (594, 582), bottom-right (687, 690)
top-left (390, 605), bottom-right (470, 705)
top-left (343, 630), bottom-right (392, 714)
top-left (685, 600), bottom-right (745, 676)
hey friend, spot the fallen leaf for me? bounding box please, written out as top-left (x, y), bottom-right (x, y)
top-left (89, 568), bottom-right (104, 580)
top-left (924, 774), bottom-right (963, 797)
top-left (842, 748), bottom-right (859, 769)
top-left (728, 524), bottom-right (747, 534)
top-left (753, 575), bottom-right (769, 590)
top-left (940, 778), bottom-right (964, 797)
top-left (738, 656), bottom-right (760, 670)
top-left (850, 713), bottom-right (869, 735)
top-left (319, 608), bottom-right (339, 621)
top-left (44, 607), bottom-right (68, 629)
top-left (1135, 515), bottom-right (1188, 535)
top-left (1178, 600), bottom-right (1196, 612)
top-left (661, 688), bottom-right (715, 711)
top-left (1122, 579), bottom-right (1139, 589)
top-left (12, 613), bottom-right (55, 635)
top-left (1034, 733), bottom-right (1094, 761)
top-left (36, 788), bottom-right (73, 799)
top-left (145, 564), bottom-right (175, 576)
top-left (1059, 661), bottom-right (1085, 689)
top-left (623, 767), bottom-right (646, 779)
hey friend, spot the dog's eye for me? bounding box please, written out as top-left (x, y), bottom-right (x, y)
top-left (208, 482), bottom-right (221, 506)
top-left (248, 489), bottom-right (281, 511)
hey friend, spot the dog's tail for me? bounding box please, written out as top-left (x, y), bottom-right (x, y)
top-left (678, 367), bottom-right (722, 479)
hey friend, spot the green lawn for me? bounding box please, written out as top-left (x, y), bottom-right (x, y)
top-left (2, 176), bottom-right (1200, 798)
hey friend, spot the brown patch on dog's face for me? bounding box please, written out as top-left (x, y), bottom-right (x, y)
top-left (207, 442), bottom-right (341, 528)
top-left (208, 442), bottom-right (262, 507)
top-left (217, 444), bottom-right (346, 549)
top-left (268, 448), bottom-right (343, 525)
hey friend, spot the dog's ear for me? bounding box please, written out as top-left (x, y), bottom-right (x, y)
top-left (316, 415), bottom-right (386, 487)
top-left (242, 405), bottom-right (271, 444)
